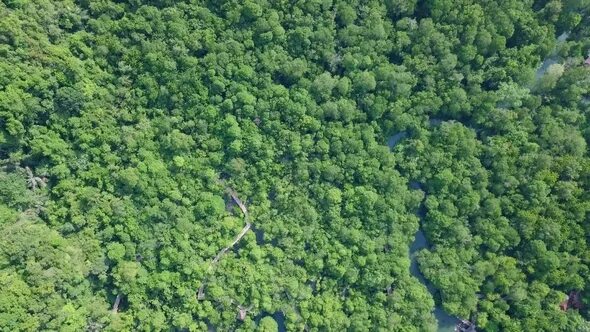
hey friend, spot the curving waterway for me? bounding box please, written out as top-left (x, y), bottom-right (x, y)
top-left (389, 134), bottom-right (458, 331)
top-left (387, 32), bottom-right (573, 329)
top-left (409, 210), bottom-right (458, 332)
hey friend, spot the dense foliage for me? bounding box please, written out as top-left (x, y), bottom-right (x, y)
top-left (1, 0), bottom-right (589, 331)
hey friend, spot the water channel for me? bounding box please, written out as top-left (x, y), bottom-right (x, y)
top-left (389, 133), bottom-right (459, 331)
top-left (388, 31), bottom-right (573, 328)
top-left (409, 207), bottom-right (458, 332)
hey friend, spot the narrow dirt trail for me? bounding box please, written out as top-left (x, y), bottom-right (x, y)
top-left (198, 188), bottom-right (250, 299)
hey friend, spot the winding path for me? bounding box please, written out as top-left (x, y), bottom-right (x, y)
top-left (198, 187), bottom-right (251, 300)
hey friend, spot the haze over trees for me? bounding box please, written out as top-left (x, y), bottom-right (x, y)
top-left (1, 0), bottom-right (589, 331)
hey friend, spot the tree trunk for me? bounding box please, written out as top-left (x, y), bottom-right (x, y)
top-left (112, 294), bottom-right (122, 313)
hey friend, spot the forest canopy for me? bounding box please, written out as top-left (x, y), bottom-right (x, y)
top-left (1, 0), bottom-right (590, 331)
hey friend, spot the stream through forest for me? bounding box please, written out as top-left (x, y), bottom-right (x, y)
top-left (389, 133), bottom-right (458, 331)
top-left (387, 32), bottom-right (572, 329)
top-left (409, 204), bottom-right (458, 332)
